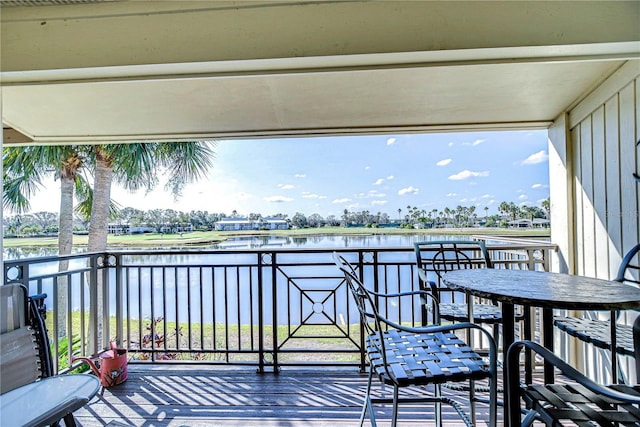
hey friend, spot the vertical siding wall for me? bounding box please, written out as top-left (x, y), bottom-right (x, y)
top-left (549, 60), bottom-right (639, 381)
top-left (568, 62), bottom-right (639, 279)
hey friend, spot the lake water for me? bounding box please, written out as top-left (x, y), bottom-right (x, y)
top-left (4, 233), bottom-right (548, 323)
top-left (3, 233), bottom-right (468, 260)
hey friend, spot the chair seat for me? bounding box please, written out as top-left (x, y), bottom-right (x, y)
top-left (367, 329), bottom-right (491, 387)
top-left (439, 302), bottom-right (503, 324)
top-left (554, 316), bottom-right (634, 356)
top-left (522, 383), bottom-right (640, 425)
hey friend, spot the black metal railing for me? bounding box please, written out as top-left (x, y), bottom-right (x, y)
top-left (3, 240), bottom-right (556, 374)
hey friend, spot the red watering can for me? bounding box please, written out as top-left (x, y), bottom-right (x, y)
top-left (73, 341), bottom-right (128, 387)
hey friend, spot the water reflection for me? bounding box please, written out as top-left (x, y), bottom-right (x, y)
top-left (4, 233), bottom-right (526, 260)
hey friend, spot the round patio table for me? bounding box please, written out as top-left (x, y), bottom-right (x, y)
top-left (442, 268), bottom-right (640, 427)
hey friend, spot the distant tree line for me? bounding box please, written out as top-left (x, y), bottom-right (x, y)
top-left (3, 198), bottom-right (549, 237)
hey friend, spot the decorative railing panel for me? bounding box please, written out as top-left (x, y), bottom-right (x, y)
top-left (3, 240), bottom-right (556, 374)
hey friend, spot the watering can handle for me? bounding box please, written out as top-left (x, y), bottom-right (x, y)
top-left (109, 341), bottom-right (118, 358)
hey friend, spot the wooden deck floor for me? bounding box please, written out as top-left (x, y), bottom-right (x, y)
top-left (73, 365), bottom-right (500, 426)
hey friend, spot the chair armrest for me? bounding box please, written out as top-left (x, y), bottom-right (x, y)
top-left (506, 340), bottom-right (640, 404)
top-left (368, 288), bottom-right (439, 302)
top-left (368, 288), bottom-right (440, 323)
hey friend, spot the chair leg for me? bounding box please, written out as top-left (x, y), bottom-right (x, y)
top-left (521, 409), bottom-right (539, 427)
top-left (490, 367), bottom-right (498, 427)
top-left (391, 386), bottom-right (400, 427)
top-left (469, 379), bottom-right (476, 425)
top-left (435, 383), bottom-right (442, 427)
top-left (361, 369), bottom-right (375, 427)
top-left (62, 414), bottom-right (77, 427)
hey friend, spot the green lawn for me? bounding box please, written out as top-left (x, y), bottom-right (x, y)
top-left (53, 312), bottom-right (363, 366)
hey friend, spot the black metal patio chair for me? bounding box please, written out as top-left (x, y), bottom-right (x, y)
top-left (414, 240), bottom-right (502, 328)
top-left (554, 243), bottom-right (640, 383)
top-left (0, 284), bottom-right (100, 427)
top-left (333, 252), bottom-right (498, 427)
top-left (506, 315), bottom-right (640, 426)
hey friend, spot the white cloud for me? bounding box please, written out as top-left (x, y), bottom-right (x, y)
top-left (302, 192), bottom-right (327, 199)
top-left (371, 200), bottom-right (388, 206)
top-left (448, 141), bottom-right (455, 147)
top-left (448, 170), bottom-right (490, 180)
top-left (278, 184), bottom-right (295, 190)
top-left (398, 186), bottom-right (419, 195)
top-left (461, 138), bottom-right (486, 146)
top-left (294, 174), bottom-right (306, 178)
top-left (386, 137), bottom-right (397, 145)
top-left (368, 190), bottom-right (386, 198)
top-left (446, 192), bottom-right (457, 197)
top-left (387, 175), bottom-right (394, 180)
top-left (531, 183), bottom-right (548, 189)
top-left (332, 198), bottom-right (352, 204)
top-left (263, 195), bottom-right (294, 203)
top-left (522, 150), bottom-right (549, 165)
top-left (373, 178), bottom-right (385, 185)
top-left (518, 194), bottom-right (529, 200)
top-left (235, 192), bottom-right (252, 200)
top-left (364, 166), bottom-right (371, 170)
top-left (481, 194), bottom-right (493, 199)
top-left (436, 158), bottom-right (452, 166)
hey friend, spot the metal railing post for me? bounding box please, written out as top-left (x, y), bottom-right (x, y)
top-left (88, 254), bottom-right (99, 357)
top-left (114, 254), bottom-right (123, 348)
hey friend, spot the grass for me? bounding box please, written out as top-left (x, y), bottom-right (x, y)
top-left (4, 226), bottom-right (549, 249)
top-left (52, 312), bottom-right (363, 365)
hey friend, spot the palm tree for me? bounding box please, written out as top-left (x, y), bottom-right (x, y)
top-left (3, 145), bottom-right (90, 337)
top-left (85, 142), bottom-right (215, 350)
top-left (541, 198), bottom-right (550, 219)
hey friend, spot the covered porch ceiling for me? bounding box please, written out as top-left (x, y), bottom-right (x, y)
top-left (1, 1), bottom-right (639, 144)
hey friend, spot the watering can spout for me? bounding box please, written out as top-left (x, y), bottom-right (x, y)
top-left (72, 355), bottom-right (100, 376)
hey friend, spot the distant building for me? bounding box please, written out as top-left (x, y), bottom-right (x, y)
top-left (214, 217), bottom-right (289, 231)
top-left (507, 218), bottom-right (550, 229)
top-left (107, 224), bottom-right (192, 234)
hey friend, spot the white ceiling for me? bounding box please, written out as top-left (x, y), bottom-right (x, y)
top-left (2, 1), bottom-right (639, 144)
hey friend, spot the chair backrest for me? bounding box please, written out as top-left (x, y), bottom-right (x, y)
top-left (414, 240), bottom-right (492, 295)
top-left (615, 243), bottom-right (640, 286)
top-left (332, 253), bottom-right (395, 379)
top-left (0, 284), bottom-right (44, 394)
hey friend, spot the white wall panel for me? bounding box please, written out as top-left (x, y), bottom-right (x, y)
top-left (604, 96), bottom-right (623, 273)
top-left (568, 75), bottom-right (639, 279)
top-left (591, 106), bottom-right (611, 279)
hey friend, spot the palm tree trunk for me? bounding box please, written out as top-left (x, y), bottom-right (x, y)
top-left (56, 175), bottom-right (74, 338)
top-left (87, 149), bottom-right (113, 353)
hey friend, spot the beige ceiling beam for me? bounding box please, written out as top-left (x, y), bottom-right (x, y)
top-left (2, 1), bottom-right (639, 73)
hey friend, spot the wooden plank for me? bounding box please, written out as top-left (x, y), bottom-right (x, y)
top-left (572, 126), bottom-right (585, 276)
top-left (619, 81), bottom-right (639, 252)
top-left (72, 367), bottom-right (496, 427)
top-left (605, 94), bottom-right (624, 274)
top-left (581, 118), bottom-right (598, 277)
top-left (591, 105), bottom-right (610, 279)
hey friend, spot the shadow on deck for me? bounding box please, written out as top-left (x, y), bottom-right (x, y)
top-left (74, 366), bottom-right (498, 426)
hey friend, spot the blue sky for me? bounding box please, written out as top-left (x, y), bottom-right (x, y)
top-left (28, 130), bottom-right (549, 218)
